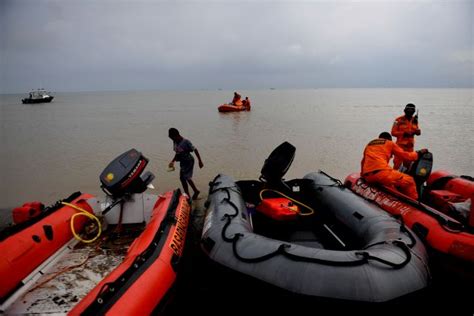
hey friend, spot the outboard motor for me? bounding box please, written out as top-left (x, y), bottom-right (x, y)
top-left (407, 151), bottom-right (433, 199)
top-left (259, 142), bottom-right (296, 192)
top-left (100, 148), bottom-right (155, 198)
top-left (100, 149), bottom-right (155, 215)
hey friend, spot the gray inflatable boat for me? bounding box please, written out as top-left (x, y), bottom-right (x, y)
top-left (201, 143), bottom-right (430, 303)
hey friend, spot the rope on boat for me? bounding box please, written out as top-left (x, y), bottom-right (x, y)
top-left (397, 215), bottom-right (417, 247)
top-left (259, 189), bottom-right (314, 216)
top-left (62, 201), bottom-right (102, 244)
top-left (210, 175), bottom-right (314, 216)
top-left (217, 186), bottom-right (412, 269)
top-left (318, 170), bottom-right (344, 187)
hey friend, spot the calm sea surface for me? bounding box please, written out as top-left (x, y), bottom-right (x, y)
top-left (1, 89), bottom-right (473, 312)
top-left (1, 89), bottom-right (473, 220)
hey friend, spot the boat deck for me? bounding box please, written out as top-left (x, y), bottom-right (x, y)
top-left (3, 225), bottom-right (143, 314)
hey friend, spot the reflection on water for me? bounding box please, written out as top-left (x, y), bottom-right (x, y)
top-left (0, 89), bottom-right (472, 212)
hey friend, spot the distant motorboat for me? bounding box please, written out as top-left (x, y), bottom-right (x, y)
top-left (22, 89), bottom-right (54, 104)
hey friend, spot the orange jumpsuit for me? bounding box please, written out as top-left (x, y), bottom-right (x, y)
top-left (361, 138), bottom-right (419, 200)
top-left (232, 93), bottom-right (243, 106)
top-left (391, 115), bottom-right (420, 169)
top-left (242, 98), bottom-right (251, 110)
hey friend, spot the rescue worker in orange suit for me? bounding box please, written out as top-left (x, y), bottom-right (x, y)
top-left (391, 103), bottom-right (421, 170)
top-left (361, 132), bottom-right (428, 200)
top-left (231, 92), bottom-right (243, 106)
top-left (242, 97), bottom-right (251, 110)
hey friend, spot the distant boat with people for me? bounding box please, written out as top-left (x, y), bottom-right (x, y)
top-left (217, 103), bottom-right (251, 112)
top-left (22, 89), bottom-right (54, 104)
top-left (218, 92), bottom-right (251, 112)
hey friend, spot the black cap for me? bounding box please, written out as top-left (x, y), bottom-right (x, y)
top-left (378, 132), bottom-right (392, 141)
top-left (405, 103), bottom-right (416, 110)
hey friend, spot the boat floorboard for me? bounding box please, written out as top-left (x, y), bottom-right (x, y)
top-left (5, 226), bottom-right (142, 314)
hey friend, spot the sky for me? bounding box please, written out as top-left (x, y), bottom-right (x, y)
top-left (0, 0), bottom-right (472, 93)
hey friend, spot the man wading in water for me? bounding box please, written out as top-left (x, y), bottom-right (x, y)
top-left (168, 128), bottom-right (204, 200)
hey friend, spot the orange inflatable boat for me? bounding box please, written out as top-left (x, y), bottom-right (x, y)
top-left (0, 149), bottom-right (191, 315)
top-left (218, 103), bottom-right (250, 112)
top-left (345, 168), bottom-right (474, 267)
top-left (0, 192), bottom-right (94, 301)
top-left (70, 189), bottom-right (190, 315)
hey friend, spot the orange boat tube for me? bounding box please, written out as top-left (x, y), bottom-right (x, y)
top-left (427, 170), bottom-right (474, 199)
top-left (69, 189), bottom-right (190, 315)
top-left (0, 192), bottom-right (94, 302)
top-left (345, 173), bottom-right (474, 263)
top-left (218, 103), bottom-right (250, 112)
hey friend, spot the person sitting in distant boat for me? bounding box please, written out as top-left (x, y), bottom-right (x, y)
top-left (231, 92), bottom-right (243, 106)
top-left (242, 97), bottom-right (251, 110)
top-left (361, 132), bottom-right (428, 200)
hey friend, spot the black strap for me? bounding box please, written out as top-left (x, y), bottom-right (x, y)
top-left (217, 187), bottom-right (412, 269)
top-left (318, 170), bottom-right (344, 187)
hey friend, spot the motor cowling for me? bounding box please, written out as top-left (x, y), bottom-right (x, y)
top-left (407, 151), bottom-right (433, 198)
top-left (100, 148), bottom-right (155, 198)
top-left (260, 142), bottom-right (296, 188)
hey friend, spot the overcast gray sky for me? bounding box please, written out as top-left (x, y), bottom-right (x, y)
top-left (1, 0), bottom-right (472, 93)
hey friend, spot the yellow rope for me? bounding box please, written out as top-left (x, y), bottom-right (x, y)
top-left (62, 201), bottom-right (102, 244)
top-left (259, 189), bottom-right (315, 216)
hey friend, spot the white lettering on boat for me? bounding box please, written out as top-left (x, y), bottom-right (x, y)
top-left (169, 200), bottom-right (190, 257)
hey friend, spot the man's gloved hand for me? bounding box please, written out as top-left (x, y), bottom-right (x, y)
top-left (416, 148), bottom-right (429, 155)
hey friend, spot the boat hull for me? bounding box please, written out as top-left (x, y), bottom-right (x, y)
top-left (201, 172), bottom-right (429, 303)
top-left (426, 170), bottom-right (474, 216)
top-left (0, 192), bottom-right (95, 302)
top-left (22, 96), bottom-right (54, 104)
top-left (70, 190), bottom-right (190, 315)
top-left (218, 103), bottom-right (250, 112)
top-left (345, 172), bottom-right (474, 265)
top-left (1, 190), bottom-right (191, 315)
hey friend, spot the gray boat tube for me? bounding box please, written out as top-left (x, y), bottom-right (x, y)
top-left (201, 172), bottom-right (430, 303)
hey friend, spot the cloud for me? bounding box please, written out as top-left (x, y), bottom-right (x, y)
top-left (1, 0), bottom-right (472, 92)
